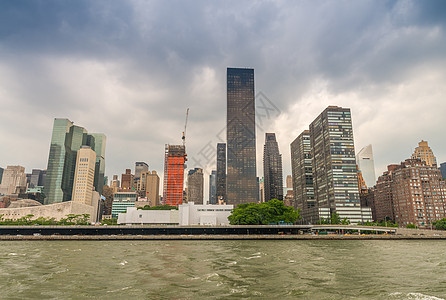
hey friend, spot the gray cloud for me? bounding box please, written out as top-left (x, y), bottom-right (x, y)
top-left (1, 0), bottom-right (446, 197)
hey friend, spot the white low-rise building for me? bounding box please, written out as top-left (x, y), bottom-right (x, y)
top-left (118, 202), bottom-right (233, 225)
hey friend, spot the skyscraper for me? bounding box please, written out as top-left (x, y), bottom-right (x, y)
top-left (144, 171), bottom-right (160, 206)
top-left (163, 144), bottom-right (186, 206)
top-left (310, 106), bottom-right (367, 223)
top-left (187, 168), bottom-right (204, 204)
top-left (216, 143), bottom-right (226, 203)
top-left (226, 67), bottom-right (257, 205)
top-left (135, 162), bottom-right (149, 181)
top-left (209, 170), bottom-right (217, 205)
top-left (72, 146), bottom-right (97, 205)
top-left (263, 133), bottom-right (283, 201)
top-left (356, 144), bottom-right (377, 188)
top-left (290, 130), bottom-right (316, 223)
top-left (411, 140), bottom-right (437, 167)
top-left (0, 167), bottom-right (3, 185)
top-left (44, 118), bottom-right (106, 204)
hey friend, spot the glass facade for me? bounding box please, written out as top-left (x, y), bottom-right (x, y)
top-left (310, 106), bottom-right (361, 223)
top-left (216, 143), bottom-right (226, 203)
top-left (226, 68), bottom-right (257, 205)
top-left (209, 170), bottom-right (217, 205)
top-left (111, 192), bottom-right (137, 218)
top-left (263, 133), bottom-right (283, 201)
top-left (290, 130), bottom-right (316, 223)
top-left (44, 119), bottom-right (106, 204)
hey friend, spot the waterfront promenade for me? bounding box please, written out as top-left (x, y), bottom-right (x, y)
top-left (0, 225), bottom-right (444, 240)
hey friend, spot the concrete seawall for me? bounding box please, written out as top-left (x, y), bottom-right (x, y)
top-left (1, 234), bottom-right (446, 241)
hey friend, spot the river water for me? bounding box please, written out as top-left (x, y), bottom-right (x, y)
top-left (0, 240), bottom-right (445, 299)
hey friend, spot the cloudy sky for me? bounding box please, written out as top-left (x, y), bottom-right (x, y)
top-left (1, 0), bottom-right (446, 199)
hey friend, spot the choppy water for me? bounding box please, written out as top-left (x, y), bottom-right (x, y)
top-left (0, 240), bottom-right (445, 299)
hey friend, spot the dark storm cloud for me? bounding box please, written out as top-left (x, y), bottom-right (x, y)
top-left (1, 0), bottom-right (446, 189)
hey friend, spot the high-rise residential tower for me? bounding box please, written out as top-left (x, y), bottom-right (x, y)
top-left (44, 118), bottom-right (106, 204)
top-left (216, 143), bottom-right (226, 203)
top-left (72, 146), bottom-right (97, 205)
top-left (290, 130), bottom-right (316, 223)
top-left (411, 140), bottom-right (437, 167)
top-left (226, 67), bottom-right (257, 205)
top-left (187, 168), bottom-right (204, 204)
top-left (263, 133), bottom-right (283, 201)
top-left (209, 170), bottom-right (217, 205)
top-left (143, 171), bottom-right (160, 206)
top-left (356, 144), bottom-right (377, 188)
top-left (163, 144), bottom-right (186, 206)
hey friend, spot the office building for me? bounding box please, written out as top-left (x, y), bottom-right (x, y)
top-left (290, 130), bottom-right (317, 223)
top-left (187, 168), bottom-right (204, 204)
top-left (263, 133), bottom-right (283, 201)
top-left (72, 146), bottom-right (97, 205)
top-left (411, 140), bottom-right (437, 167)
top-left (356, 144), bottom-right (376, 188)
top-left (30, 169), bottom-right (44, 188)
top-left (216, 143), bottom-right (226, 203)
top-left (0, 167), bottom-right (3, 185)
top-left (226, 67), bottom-right (257, 205)
top-left (111, 192), bottom-right (138, 218)
top-left (310, 106), bottom-right (367, 223)
top-left (135, 162), bottom-right (149, 181)
top-left (440, 162), bottom-right (446, 180)
top-left (142, 171), bottom-right (160, 206)
top-left (163, 144), bottom-right (186, 206)
top-left (44, 118), bottom-right (106, 204)
top-left (0, 166), bottom-right (27, 196)
top-left (286, 175), bottom-right (293, 189)
top-left (209, 170), bottom-right (217, 205)
top-left (121, 169), bottom-right (134, 190)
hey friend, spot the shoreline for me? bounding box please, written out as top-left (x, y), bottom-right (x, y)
top-left (1, 234), bottom-right (446, 241)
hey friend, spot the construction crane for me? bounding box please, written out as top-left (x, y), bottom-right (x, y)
top-left (182, 108), bottom-right (189, 147)
top-left (182, 108), bottom-right (189, 165)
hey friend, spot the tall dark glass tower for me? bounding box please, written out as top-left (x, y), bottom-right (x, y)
top-left (226, 67), bottom-right (257, 205)
top-left (263, 133), bottom-right (283, 201)
top-left (209, 170), bottom-right (217, 204)
top-left (216, 143), bottom-right (226, 203)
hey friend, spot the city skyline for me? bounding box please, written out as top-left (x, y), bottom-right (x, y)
top-left (1, 1), bottom-right (446, 200)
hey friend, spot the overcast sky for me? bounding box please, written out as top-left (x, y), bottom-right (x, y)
top-left (1, 0), bottom-right (446, 200)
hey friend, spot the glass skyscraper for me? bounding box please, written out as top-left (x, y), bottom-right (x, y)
top-left (226, 68), bottom-right (257, 205)
top-left (44, 118), bottom-right (106, 204)
top-left (209, 170), bottom-right (217, 205)
top-left (263, 133), bottom-right (283, 201)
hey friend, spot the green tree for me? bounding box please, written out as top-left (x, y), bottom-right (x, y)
top-left (433, 218), bottom-right (446, 230)
top-left (406, 223), bottom-right (417, 229)
top-left (228, 199), bottom-right (300, 225)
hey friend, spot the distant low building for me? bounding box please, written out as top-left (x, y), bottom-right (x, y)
top-left (111, 192), bottom-right (138, 218)
top-left (118, 202), bottom-right (233, 226)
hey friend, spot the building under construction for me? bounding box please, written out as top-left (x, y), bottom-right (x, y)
top-left (163, 145), bottom-right (186, 207)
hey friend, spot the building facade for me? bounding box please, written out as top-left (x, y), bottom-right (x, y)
top-left (121, 169), bottom-right (134, 190)
top-left (216, 143), bottom-right (227, 203)
top-left (263, 133), bottom-right (283, 201)
top-left (0, 166), bottom-right (27, 196)
top-left (72, 146), bottom-right (97, 205)
top-left (187, 168), bottom-right (204, 204)
top-left (226, 68), bottom-right (257, 205)
top-left (356, 144), bottom-right (376, 188)
top-left (134, 162), bottom-right (149, 182)
top-left (290, 130), bottom-right (317, 223)
top-left (163, 144), bottom-right (186, 206)
top-left (411, 140), bottom-right (437, 167)
top-left (209, 170), bottom-right (217, 205)
top-left (392, 159), bottom-right (446, 228)
top-left (111, 192), bottom-right (138, 218)
top-left (44, 118), bottom-right (106, 204)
